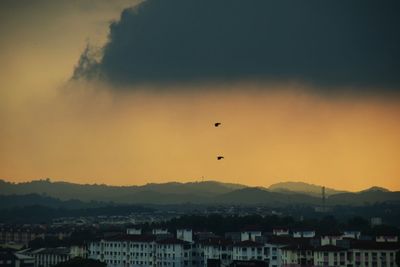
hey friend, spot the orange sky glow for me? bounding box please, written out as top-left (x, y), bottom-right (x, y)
top-left (0, 1), bottom-right (399, 191)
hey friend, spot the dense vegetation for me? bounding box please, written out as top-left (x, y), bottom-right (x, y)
top-left (0, 204), bottom-right (153, 223)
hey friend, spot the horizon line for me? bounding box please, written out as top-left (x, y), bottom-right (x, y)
top-left (0, 177), bottom-right (393, 193)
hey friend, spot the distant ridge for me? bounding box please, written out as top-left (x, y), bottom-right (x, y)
top-left (215, 187), bottom-right (318, 205)
top-left (328, 189), bottom-right (399, 205)
top-left (0, 179), bottom-right (398, 206)
top-left (268, 181), bottom-right (346, 196)
top-left (360, 186), bottom-right (390, 193)
top-left (0, 179), bottom-right (246, 202)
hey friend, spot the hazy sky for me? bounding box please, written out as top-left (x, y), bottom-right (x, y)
top-left (1, 0), bottom-right (399, 191)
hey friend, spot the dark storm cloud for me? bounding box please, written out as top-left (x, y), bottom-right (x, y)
top-left (74, 0), bottom-right (400, 92)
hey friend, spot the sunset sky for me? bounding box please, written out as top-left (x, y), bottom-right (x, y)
top-left (1, 0), bottom-right (399, 191)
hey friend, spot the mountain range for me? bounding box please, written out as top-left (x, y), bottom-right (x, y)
top-left (268, 181), bottom-right (346, 196)
top-left (0, 179), bottom-right (399, 206)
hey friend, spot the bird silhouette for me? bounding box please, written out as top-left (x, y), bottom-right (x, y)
top-left (214, 122), bottom-right (221, 127)
top-left (217, 156), bottom-right (224, 160)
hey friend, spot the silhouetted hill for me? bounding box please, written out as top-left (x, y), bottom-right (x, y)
top-left (215, 187), bottom-right (400, 206)
top-left (0, 179), bottom-right (244, 203)
top-left (1, 179), bottom-right (399, 206)
top-left (328, 190), bottom-right (400, 206)
top-left (0, 194), bottom-right (103, 209)
top-left (136, 181), bottom-right (245, 196)
top-left (360, 186), bottom-right (390, 193)
top-left (115, 190), bottom-right (209, 204)
top-left (269, 181), bottom-right (346, 196)
top-left (214, 187), bottom-right (319, 205)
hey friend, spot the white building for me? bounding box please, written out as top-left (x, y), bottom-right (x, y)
top-left (177, 229), bottom-right (193, 243)
top-left (272, 229), bottom-right (289, 237)
top-left (240, 231), bottom-right (262, 242)
top-left (126, 228), bottom-right (142, 235)
top-left (320, 233), bottom-right (343, 246)
top-left (264, 239), bottom-right (288, 267)
top-left (89, 234), bottom-right (195, 267)
top-left (348, 241), bottom-right (399, 267)
top-left (281, 244), bottom-right (314, 267)
top-left (24, 247), bottom-right (72, 267)
top-left (88, 235), bottom-right (157, 267)
top-left (152, 229), bottom-right (169, 235)
top-left (292, 230), bottom-right (315, 239)
top-left (88, 231), bottom-right (400, 267)
top-left (232, 240), bottom-right (264, 262)
top-left (376, 235), bottom-right (398, 243)
top-left (313, 245), bottom-right (347, 267)
top-left (342, 230), bottom-right (361, 240)
top-left (156, 238), bottom-right (192, 267)
top-left (281, 241), bottom-right (400, 267)
top-left (199, 238), bottom-right (232, 266)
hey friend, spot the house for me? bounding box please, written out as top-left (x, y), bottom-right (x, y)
top-left (376, 235), bottom-right (398, 243)
top-left (342, 230), bottom-right (361, 240)
top-left (320, 231), bottom-right (343, 246)
top-left (272, 229), bottom-right (289, 237)
top-left (291, 230), bottom-right (315, 239)
top-left (240, 231), bottom-right (262, 242)
top-left (126, 228), bottom-right (142, 236)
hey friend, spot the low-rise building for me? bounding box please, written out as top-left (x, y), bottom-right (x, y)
top-left (292, 230), bottom-right (315, 239)
top-left (376, 235), bottom-right (398, 243)
top-left (87, 230), bottom-right (400, 267)
top-left (233, 241), bottom-right (264, 262)
top-left (342, 230), bottom-right (361, 240)
top-left (272, 229), bottom-right (289, 237)
top-left (313, 245), bottom-right (347, 267)
top-left (0, 249), bottom-right (34, 267)
top-left (24, 247), bottom-right (71, 267)
top-left (199, 238), bottom-right (232, 267)
top-left (281, 244), bottom-right (314, 267)
top-left (348, 241), bottom-right (399, 267)
top-left (0, 228), bottom-right (45, 246)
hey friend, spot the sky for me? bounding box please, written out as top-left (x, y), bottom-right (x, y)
top-left (0, 0), bottom-right (399, 191)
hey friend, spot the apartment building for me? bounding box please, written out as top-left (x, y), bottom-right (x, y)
top-left (87, 229), bottom-right (399, 267)
top-left (23, 247), bottom-right (71, 267)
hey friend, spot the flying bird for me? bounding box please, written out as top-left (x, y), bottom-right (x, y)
top-left (217, 156), bottom-right (224, 160)
top-left (214, 122), bottom-right (221, 127)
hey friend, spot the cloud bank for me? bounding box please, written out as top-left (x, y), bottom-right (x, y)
top-left (73, 0), bottom-right (400, 93)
